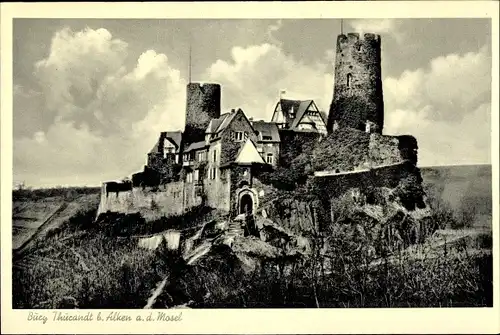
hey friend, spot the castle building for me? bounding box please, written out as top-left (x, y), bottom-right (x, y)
top-left (99, 31), bottom-right (394, 221)
top-left (125, 82), bottom-right (291, 217)
top-left (327, 33), bottom-right (384, 134)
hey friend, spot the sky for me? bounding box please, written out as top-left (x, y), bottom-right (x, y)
top-left (12, 18), bottom-right (492, 188)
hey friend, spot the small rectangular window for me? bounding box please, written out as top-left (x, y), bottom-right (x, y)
top-left (210, 167), bottom-right (217, 180)
top-left (198, 151), bottom-right (205, 161)
top-left (213, 149), bottom-right (217, 162)
top-left (266, 153), bottom-right (273, 164)
top-left (194, 169), bottom-right (199, 182)
top-left (235, 131), bottom-right (244, 142)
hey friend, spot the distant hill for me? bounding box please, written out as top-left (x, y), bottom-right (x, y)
top-left (420, 164), bottom-right (492, 228)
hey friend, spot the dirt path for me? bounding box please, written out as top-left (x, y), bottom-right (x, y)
top-left (144, 275), bottom-right (170, 309)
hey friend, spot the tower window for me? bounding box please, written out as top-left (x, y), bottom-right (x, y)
top-left (266, 153), bottom-right (274, 165)
top-left (347, 73), bottom-right (353, 88)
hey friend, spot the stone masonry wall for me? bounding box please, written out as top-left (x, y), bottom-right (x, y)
top-left (203, 168), bottom-right (231, 212)
top-left (97, 181), bottom-right (204, 222)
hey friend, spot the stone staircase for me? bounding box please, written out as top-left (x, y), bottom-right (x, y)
top-left (226, 219), bottom-right (244, 237)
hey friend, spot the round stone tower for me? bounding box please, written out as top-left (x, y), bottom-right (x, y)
top-left (184, 82), bottom-right (221, 144)
top-left (327, 33), bottom-right (384, 134)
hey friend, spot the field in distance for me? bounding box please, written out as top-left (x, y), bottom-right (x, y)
top-left (12, 187), bottom-right (101, 252)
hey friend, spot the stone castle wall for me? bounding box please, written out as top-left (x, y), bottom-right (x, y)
top-left (204, 168), bottom-right (232, 212)
top-left (98, 182), bottom-right (188, 221)
top-left (97, 173), bottom-right (231, 221)
top-left (327, 33), bottom-right (384, 133)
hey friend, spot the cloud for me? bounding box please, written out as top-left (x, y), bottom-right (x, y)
top-left (384, 46), bottom-right (491, 166)
top-left (266, 19), bottom-right (283, 46)
top-left (14, 25), bottom-right (491, 187)
top-left (14, 27), bottom-right (186, 187)
top-left (349, 19), bottom-right (405, 43)
top-left (207, 43), bottom-right (334, 120)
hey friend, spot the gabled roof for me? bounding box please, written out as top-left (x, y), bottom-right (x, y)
top-left (206, 113), bottom-right (230, 134)
top-left (148, 131), bottom-right (183, 155)
top-left (235, 138), bottom-right (265, 165)
top-left (205, 108), bottom-right (246, 137)
top-left (279, 99), bottom-right (302, 117)
top-left (252, 120), bottom-right (280, 142)
top-left (275, 99), bottom-right (315, 129)
top-left (216, 109), bottom-right (240, 133)
top-left (164, 131), bottom-right (182, 149)
top-left (184, 140), bottom-right (207, 153)
top-left (319, 111), bottom-right (328, 125)
top-left (148, 139), bottom-right (161, 155)
top-left (290, 100), bottom-right (314, 129)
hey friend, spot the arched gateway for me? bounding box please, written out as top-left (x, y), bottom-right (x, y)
top-left (237, 187), bottom-right (258, 215)
top-left (239, 193), bottom-right (253, 215)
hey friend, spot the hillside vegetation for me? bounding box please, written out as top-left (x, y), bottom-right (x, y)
top-left (12, 162), bottom-right (493, 308)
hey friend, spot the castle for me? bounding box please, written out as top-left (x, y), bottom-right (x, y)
top-left (98, 32), bottom-right (406, 221)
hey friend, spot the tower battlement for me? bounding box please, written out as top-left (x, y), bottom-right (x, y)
top-left (337, 33), bottom-right (381, 44)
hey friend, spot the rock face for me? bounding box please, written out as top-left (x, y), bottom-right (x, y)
top-left (325, 187), bottom-right (435, 257)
